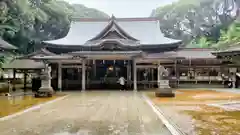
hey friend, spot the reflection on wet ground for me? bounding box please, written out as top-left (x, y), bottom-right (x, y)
top-left (147, 90), bottom-right (240, 135)
top-left (0, 91), bottom-right (171, 135)
top-left (0, 94), bottom-right (62, 118)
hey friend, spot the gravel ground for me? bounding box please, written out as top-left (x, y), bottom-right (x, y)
top-left (0, 91), bottom-right (171, 135)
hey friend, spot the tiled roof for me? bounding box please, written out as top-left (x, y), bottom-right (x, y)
top-left (175, 48), bottom-right (216, 59)
top-left (145, 48), bottom-right (216, 59)
top-left (20, 48), bottom-right (56, 59)
top-left (43, 17), bottom-right (181, 46)
top-left (2, 59), bottom-right (45, 69)
top-left (0, 38), bottom-right (17, 50)
top-left (212, 42), bottom-right (240, 56)
top-left (72, 17), bottom-right (159, 22)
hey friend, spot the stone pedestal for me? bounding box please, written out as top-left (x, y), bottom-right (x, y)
top-left (35, 65), bottom-right (54, 97)
top-left (158, 80), bottom-right (170, 88)
top-left (155, 88), bottom-right (175, 97)
top-left (156, 64), bottom-right (175, 97)
top-left (156, 80), bottom-right (175, 97)
top-left (38, 80), bottom-right (54, 94)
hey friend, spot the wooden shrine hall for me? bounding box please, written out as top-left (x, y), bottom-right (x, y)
top-left (21, 16), bottom-right (239, 91)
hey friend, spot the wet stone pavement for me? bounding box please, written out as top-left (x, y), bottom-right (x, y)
top-left (0, 91), bottom-right (171, 135)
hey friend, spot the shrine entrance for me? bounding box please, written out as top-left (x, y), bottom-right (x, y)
top-left (55, 50), bottom-right (141, 91)
top-left (87, 60), bottom-right (132, 90)
top-left (58, 60), bottom-right (133, 90)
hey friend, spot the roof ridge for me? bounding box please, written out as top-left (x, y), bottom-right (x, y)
top-left (19, 48), bottom-right (56, 59)
top-left (88, 17), bottom-right (139, 41)
top-left (40, 48), bottom-right (56, 55)
top-left (72, 17), bottom-right (159, 22)
top-left (179, 48), bottom-right (215, 51)
top-left (0, 38), bottom-right (18, 50)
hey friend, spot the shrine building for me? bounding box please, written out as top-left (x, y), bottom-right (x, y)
top-left (12, 16), bottom-right (240, 91)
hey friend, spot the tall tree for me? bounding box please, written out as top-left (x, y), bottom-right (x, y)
top-left (72, 4), bottom-right (109, 18)
top-left (0, 0), bottom-right (109, 54)
top-left (152, 0), bottom-right (239, 48)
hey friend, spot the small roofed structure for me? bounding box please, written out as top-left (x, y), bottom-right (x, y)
top-left (2, 48), bottom-right (56, 70)
top-left (2, 59), bottom-right (45, 69)
top-left (0, 38), bottom-right (17, 50)
top-left (144, 48), bottom-right (216, 60)
top-left (212, 43), bottom-right (240, 88)
top-left (2, 48), bottom-right (56, 92)
top-left (212, 42), bottom-right (240, 58)
top-left (20, 48), bottom-right (56, 59)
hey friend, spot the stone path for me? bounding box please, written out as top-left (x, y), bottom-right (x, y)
top-left (0, 91), bottom-right (171, 135)
top-left (156, 105), bottom-right (196, 135)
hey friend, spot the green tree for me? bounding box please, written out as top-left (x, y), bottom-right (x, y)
top-left (214, 20), bottom-right (240, 49)
top-left (187, 36), bottom-right (214, 48)
top-left (153, 0), bottom-right (239, 48)
top-left (0, 0), bottom-right (108, 54)
top-left (72, 4), bottom-right (109, 18)
top-left (1, 0), bottom-right (71, 53)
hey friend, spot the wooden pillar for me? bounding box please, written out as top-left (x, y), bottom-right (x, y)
top-left (189, 59), bottom-right (191, 77)
top-left (86, 60), bottom-right (89, 89)
top-left (93, 60), bottom-right (96, 77)
top-left (126, 61), bottom-right (129, 87)
top-left (157, 64), bottom-right (160, 88)
top-left (12, 69), bottom-right (16, 91)
top-left (127, 61), bottom-right (131, 86)
top-left (58, 63), bottom-right (62, 92)
top-left (148, 68), bottom-right (150, 88)
top-left (133, 59), bottom-right (137, 91)
top-left (151, 68), bottom-right (154, 88)
top-left (175, 60), bottom-right (179, 87)
top-left (23, 70), bottom-right (27, 92)
top-left (174, 60), bottom-right (177, 77)
top-left (82, 59), bottom-right (86, 91)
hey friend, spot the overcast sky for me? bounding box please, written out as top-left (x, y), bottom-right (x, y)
top-left (65, 0), bottom-right (178, 17)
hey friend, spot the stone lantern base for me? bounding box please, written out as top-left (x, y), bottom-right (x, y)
top-left (155, 80), bottom-right (175, 97)
top-left (155, 88), bottom-right (175, 97)
top-left (158, 80), bottom-right (170, 88)
top-left (35, 80), bottom-right (54, 98)
top-left (35, 89), bottom-right (54, 97)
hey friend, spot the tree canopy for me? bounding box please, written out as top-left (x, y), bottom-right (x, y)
top-left (152, 0), bottom-right (240, 48)
top-left (0, 0), bottom-right (109, 54)
top-left (72, 4), bottom-right (109, 18)
top-left (2, 0), bottom-right (240, 53)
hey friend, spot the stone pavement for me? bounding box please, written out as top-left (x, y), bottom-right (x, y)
top-left (0, 91), bottom-right (171, 135)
